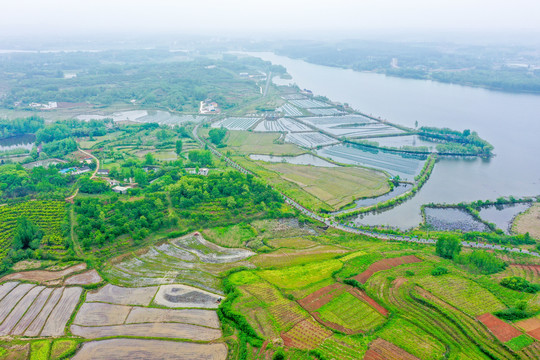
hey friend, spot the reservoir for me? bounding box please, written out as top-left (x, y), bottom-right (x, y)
top-left (250, 52), bottom-right (540, 229)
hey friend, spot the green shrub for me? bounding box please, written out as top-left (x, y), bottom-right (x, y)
top-left (344, 278), bottom-right (365, 290)
top-left (273, 349), bottom-right (286, 360)
top-left (431, 267), bottom-right (448, 276)
top-left (500, 276), bottom-right (540, 293)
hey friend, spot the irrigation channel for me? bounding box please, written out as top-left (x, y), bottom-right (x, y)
top-left (193, 123), bottom-right (540, 258)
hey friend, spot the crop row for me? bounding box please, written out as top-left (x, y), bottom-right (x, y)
top-left (0, 200), bottom-right (67, 261)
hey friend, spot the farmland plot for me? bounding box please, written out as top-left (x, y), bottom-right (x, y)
top-left (285, 132), bottom-right (338, 148)
top-left (24, 287), bottom-right (64, 336)
top-left (258, 259), bottom-right (343, 289)
top-left (10, 287), bottom-right (53, 335)
top-left (71, 322), bottom-right (221, 340)
top-left (74, 302), bottom-right (131, 326)
top-left (0, 283), bottom-right (35, 323)
top-left (281, 318), bottom-right (333, 349)
top-left (415, 275), bottom-right (505, 316)
top-left (211, 117), bottom-right (261, 130)
top-left (476, 313), bottom-right (522, 342)
top-left (64, 269), bottom-right (102, 285)
top-left (282, 94), bottom-right (307, 100)
top-left (353, 255), bottom-right (422, 283)
top-left (126, 307), bottom-right (220, 328)
top-left (40, 286), bottom-right (83, 336)
top-left (364, 338), bottom-right (420, 360)
top-left (302, 115), bottom-right (403, 137)
top-left (289, 99), bottom-right (330, 108)
top-left (72, 339), bottom-right (228, 360)
top-left (0, 285), bottom-right (44, 335)
top-left (278, 103), bottom-right (303, 116)
top-left (86, 284), bottom-right (158, 306)
top-left (253, 117), bottom-right (311, 132)
top-left (307, 108), bottom-right (345, 116)
top-left (317, 144), bottom-right (424, 180)
top-left (103, 233), bottom-right (253, 293)
top-left (0, 263), bottom-right (87, 284)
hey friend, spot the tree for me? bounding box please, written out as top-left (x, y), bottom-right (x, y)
top-left (175, 140), bottom-right (183, 156)
top-left (435, 234), bottom-right (461, 259)
top-left (145, 153), bottom-right (155, 165)
top-left (13, 218), bottom-right (43, 250)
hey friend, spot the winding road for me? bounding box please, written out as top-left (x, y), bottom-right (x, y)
top-left (193, 123), bottom-right (540, 258)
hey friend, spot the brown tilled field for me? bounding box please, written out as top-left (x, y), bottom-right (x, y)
top-left (476, 313), bottom-right (522, 342)
top-left (513, 203), bottom-right (540, 239)
top-left (65, 269), bottom-right (102, 285)
top-left (353, 255), bottom-right (422, 283)
top-left (364, 338), bottom-right (420, 360)
top-left (125, 307), bottom-right (220, 328)
top-left (298, 283), bottom-right (345, 311)
top-left (71, 322), bottom-right (222, 340)
top-left (74, 302), bottom-right (131, 326)
top-left (0, 263), bottom-right (87, 284)
top-left (72, 339), bottom-right (228, 360)
top-left (0, 285), bottom-right (44, 335)
top-left (86, 284), bottom-right (158, 306)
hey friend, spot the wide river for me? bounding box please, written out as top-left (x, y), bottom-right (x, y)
top-left (249, 52), bottom-right (540, 229)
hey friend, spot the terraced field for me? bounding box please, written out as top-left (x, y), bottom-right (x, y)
top-left (0, 200), bottom-right (67, 261)
top-left (102, 232), bottom-right (254, 293)
top-left (366, 265), bottom-right (540, 360)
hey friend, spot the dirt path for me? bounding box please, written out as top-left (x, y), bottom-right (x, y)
top-left (64, 147), bottom-right (100, 202)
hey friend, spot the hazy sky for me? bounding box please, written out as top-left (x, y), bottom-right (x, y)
top-left (2, 0), bottom-right (540, 38)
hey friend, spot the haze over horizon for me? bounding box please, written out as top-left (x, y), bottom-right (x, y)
top-left (1, 0), bottom-right (540, 45)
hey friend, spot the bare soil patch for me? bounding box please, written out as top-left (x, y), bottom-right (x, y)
top-left (353, 255), bottom-right (422, 283)
top-left (298, 283), bottom-right (345, 311)
top-left (12, 260), bottom-right (41, 271)
top-left (0, 263), bottom-right (86, 284)
top-left (126, 307), bottom-right (220, 328)
top-left (476, 313), bottom-right (522, 342)
top-left (515, 317), bottom-right (540, 332)
top-left (528, 327), bottom-right (540, 341)
top-left (71, 322), bottom-right (221, 340)
top-left (65, 270), bottom-right (102, 285)
top-left (513, 203), bottom-right (540, 239)
top-left (364, 338), bottom-right (420, 360)
top-left (41, 287), bottom-right (82, 336)
top-left (153, 284), bottom-right (222, 308)
top-left (348, 287), bottom-right (389, 316)
top-left (86, 284), bottom-right (157, 306)
top-left (74, 302), bottom-right (131, 326)
top-left (72, 339), bottom-right (227, 360)
top-left (173, 232), bottom-right (255, 263)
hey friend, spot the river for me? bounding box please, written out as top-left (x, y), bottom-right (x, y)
top-left (247, 52), bottom-right (540, 229)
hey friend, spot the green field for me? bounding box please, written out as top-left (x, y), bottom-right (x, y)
top-left (258, 259), bottom-right (343, 289)
top-left (317, 291), bottom-right (386, 332)
top-left (224, 130), bottom-right (305, 156)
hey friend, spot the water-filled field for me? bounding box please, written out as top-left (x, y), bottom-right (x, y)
top-left (253, 118), bottom-right (310, 132)
top-left (424, 207), bottom-right (490, 232)
top-left (285, 132), bottom-right (339, 148)
top-left (250, 154), bottom-right (338, 167)
top-left (211, 117), bottom-right (261, 130)
top-left (317, 144), bottom-right (424, 180)
top-left (478, 203), bottom-right (531, 234)
top-left (302, 115), bottom-right (404, 137)
top-left (332, 184), bottom-right (412, 214)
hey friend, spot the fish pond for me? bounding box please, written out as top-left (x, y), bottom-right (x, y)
top-left (478, 203), bottom-right (531, 234)
top-left (423, 207), bottom-right (489, 232)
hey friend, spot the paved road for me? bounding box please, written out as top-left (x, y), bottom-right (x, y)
top-left (193, 123), bottom-right (540, 258)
